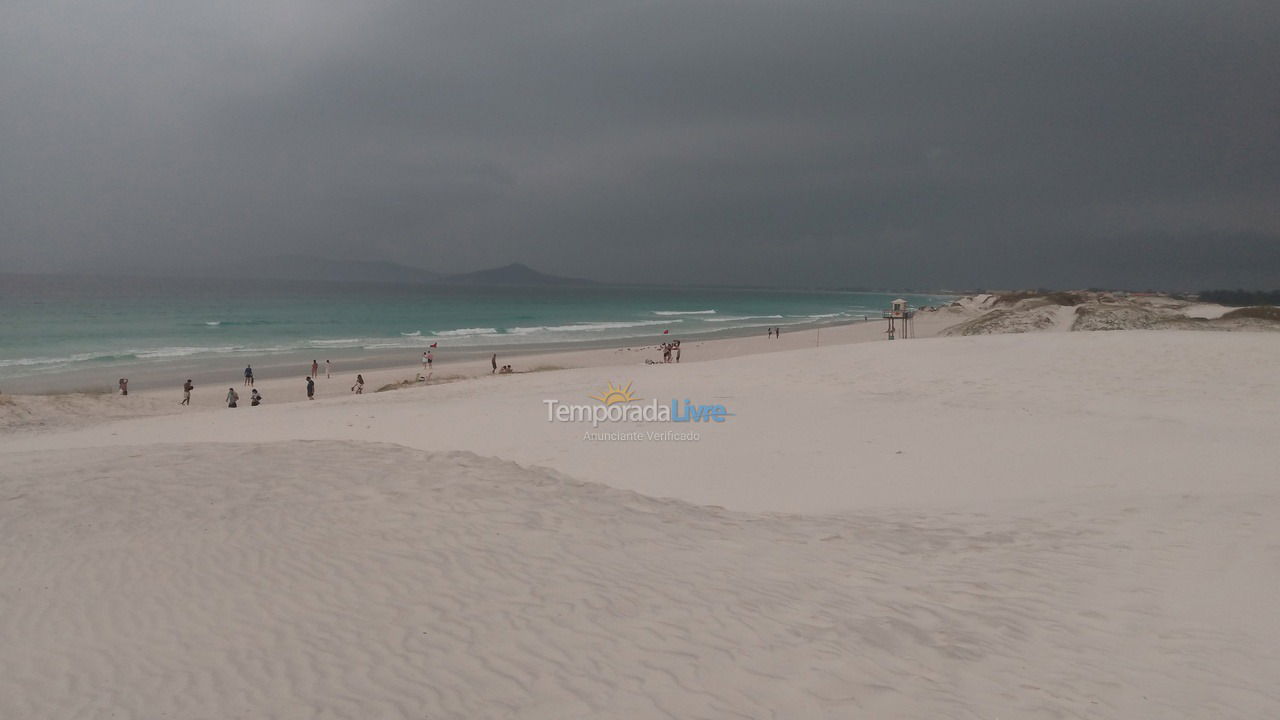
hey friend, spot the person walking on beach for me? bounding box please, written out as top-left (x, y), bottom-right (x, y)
top-left (426, 350), bottom-right (433, 369)
top-left (325, 359), bottom-right (332, 379)
top-left (244, 365), bottom-right (254, 386)
top-left (118, 378), bottom-right (128, 396)
top-left (491, 353), bottom-right (497, 374)
top-left (675, 341), bottom-right (681, 363)
top-left (226, 387), bottom-right (239, 408)
top-left (352, 374), bottom-right (364, 394)
top-left (775, 327), bottom-right (781, 338)
top-left (311, 360), bottom-right (319, 379)
top-left (250, 389), bottom-right (262, 406)
top-left (422, 352), bottom-right (429, 372)
top-left (181, 379), bottom-right (193, 405)
top-left (768, 328), bottom-right (773, 338)
top-left (306, 376), bottom-right (315, 400)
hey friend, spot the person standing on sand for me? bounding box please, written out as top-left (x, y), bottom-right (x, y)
top-left (181, 379), bottom-right (193, 405)
top-left (244, 365), bottom-right (254, 386)
top-left (250, 389), bottom-right (262, 406)
top-left (311, 360), bottom-right (319, 378)
top-left (427, 350), bottom-right (433, 369)
top-left (675, 341), bottom-right (681, 363)
top-left (768, 328), bottom-right (773, 338)
top-left (306, 376), bottom-right (315, 400)
top-left (423, 352), bottom-right (429, 372)
top-left (226, 387), bottom-right (239, 408)
top-left (352, 374), bottom-right (364, 394)
top-left (118, 378), bottom-right (128, 395)
top-left (491, 353), bottom-right (497, 374)
top-left (325, 359), bottom-right (332, 379)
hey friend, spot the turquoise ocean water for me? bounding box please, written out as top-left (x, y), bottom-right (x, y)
top-left (0, 275), bottom-right (947, 390)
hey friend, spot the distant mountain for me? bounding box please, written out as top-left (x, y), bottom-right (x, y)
top-left (225, 255), bottom-right (442, 284)
top-left (442, 262), bottom-right (594, 286)
top-left (196, 256), bottom-right (591, 286)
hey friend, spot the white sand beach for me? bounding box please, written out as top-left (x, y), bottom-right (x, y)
top-left (3, 316), bottom-right (1279, 718)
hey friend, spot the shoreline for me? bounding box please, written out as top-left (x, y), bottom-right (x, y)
top-left (0, 307), bottom-right (970, 432)
top-left (5, 309), bottom-right (954, 397)
top-left (2, 274), bottom-right (952, 394)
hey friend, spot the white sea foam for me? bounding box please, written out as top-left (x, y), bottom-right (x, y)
top-left (703, 314), bottom-right (784, 322)
top-left (508, 319), bottom-right (676, 335)
top-left (135, 346), bottom-right (240, 359)
top-left (0, 352), bottom-right (107, 369)
top-left (0, 343), bottom-right (301, 373)
top-left (204, 321), bottom-right (222, 327)
top-left (652, 310), bottom-right (717, 315)
top-left (433, 328), bottom-right (498, 337)
top-left (400, 331), bottom-right (422, 337)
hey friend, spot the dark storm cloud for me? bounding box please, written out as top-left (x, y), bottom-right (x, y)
top-left (2, 0), bottom-right (1278, 288)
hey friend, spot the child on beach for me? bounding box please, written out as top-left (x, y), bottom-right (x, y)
top-left (181, 379), bottom-right (193, 405)
top-left (492, 353), bottom-right (497, 374)
top-left (118, 378), bottom-right (128, 395)
top-left (306, 377), bottom-right (315, 400)
top-left (244, 365), bottom-right (254, 386)
top-left (226, 388), bottom-right (238, 408)
top-left (250, 389), bottom-right (262, 406)
top-left (325, 360), bottom-right (332, 379)
top-left (427, 350), bottom-right (433, 369)
top-left (311, 360), bottom-right (319, 378)
top-left (352, 374), bottom-right (364, 394)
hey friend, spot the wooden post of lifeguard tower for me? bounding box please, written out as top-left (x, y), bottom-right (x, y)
top-left (883, 298), bottom-right (915, 340)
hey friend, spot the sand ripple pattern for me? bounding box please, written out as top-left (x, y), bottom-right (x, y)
top-left (2, 441), bottom-right (1277, 719)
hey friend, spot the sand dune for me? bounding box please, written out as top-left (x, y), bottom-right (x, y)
top-left (3, 441), bottom-right (1277, 718)
top-left (943, 291), bottom-right (1280, 335)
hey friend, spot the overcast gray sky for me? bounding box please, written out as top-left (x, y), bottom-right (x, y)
top-left (2, 0), bottom-right (1277, 289)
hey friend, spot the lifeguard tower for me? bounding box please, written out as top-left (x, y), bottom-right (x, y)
top-left (883, 298), bottom-right (915, 339)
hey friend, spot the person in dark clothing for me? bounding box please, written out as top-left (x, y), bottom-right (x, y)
top-left (306, 376), bottom-right (315, 400)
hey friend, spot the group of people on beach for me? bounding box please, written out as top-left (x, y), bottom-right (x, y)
top-left (225, 364), bottom-right (264, 407)
top-left (145, 344), bottom-right (512, 407)
top-left (766, 327), bottom-right (782, 338)
top-left (652, 340), bottom-right (681, 364)
top-left (224, 387), bottom-right (262, 408)
top-left (172, 360), bottom-right (344, 407)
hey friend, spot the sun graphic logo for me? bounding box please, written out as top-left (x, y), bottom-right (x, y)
top-left (590, 381), bottom-right (638, 405)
